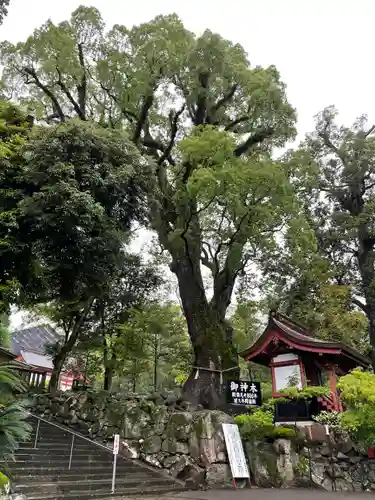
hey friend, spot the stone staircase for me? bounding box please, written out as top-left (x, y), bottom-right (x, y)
top-left (7, 416), bottom-right (186, 499)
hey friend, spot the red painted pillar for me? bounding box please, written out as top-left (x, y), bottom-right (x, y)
top-left (328, 365), bottom-right (341, 411)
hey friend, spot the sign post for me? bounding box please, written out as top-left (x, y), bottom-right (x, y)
top-left (112, 434), bottom-right (120, 494)
top-left (227, 380), bottom-right (261, 407)
top-left (222, 423), bottom-right (250, 488)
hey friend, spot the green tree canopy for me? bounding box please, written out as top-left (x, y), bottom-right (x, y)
top-left (114, 303), bottom-right (192, 393)
top-left (279, 108), bottom-right (375, 364)
top-left (0, 100), bottom-right (33, 313)
top-left (81, 253), bottom-right (163, 391)
top-left (2, 119), bottom-right (148, 390)
top-left (0, 7), bottom-right (300, 406)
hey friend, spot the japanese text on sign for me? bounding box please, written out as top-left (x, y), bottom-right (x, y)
top-left (113, 434), bottom-right (120, 455)
top-left (227, 380), bottom-right (261, 406)
top-left (222, 423), bottom-right (250, 479)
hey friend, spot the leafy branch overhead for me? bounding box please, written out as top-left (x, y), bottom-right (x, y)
top-left (0, 8), bottom-right (297, 284)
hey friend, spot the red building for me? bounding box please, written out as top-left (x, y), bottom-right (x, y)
top-left (240, 311), bottom-right (370, 414)
top-left (11, 324), bottom-right (81, 391)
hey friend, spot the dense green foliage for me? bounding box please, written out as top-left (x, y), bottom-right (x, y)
top-left (270, 109), bottom-right (375, 359)
top-left (0, 364), bottom-right (31, 468)
top-left (338, 369), bottom-right (375, 446)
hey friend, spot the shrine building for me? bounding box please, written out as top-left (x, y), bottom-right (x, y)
top-left (239, 311), bottom-right (370, 418)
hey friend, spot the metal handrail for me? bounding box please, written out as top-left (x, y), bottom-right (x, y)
top-left (29, 412), bottom-right (118, 493)
top-left (28, 412), bottom-right (112, 452)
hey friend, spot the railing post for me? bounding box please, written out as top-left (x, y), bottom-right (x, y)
top-left (33, 419), bottom-right (41, 449)
top-left (111, 454), bottom-right (117, 494)
top-left (68, 434), bottom-right (75, 470)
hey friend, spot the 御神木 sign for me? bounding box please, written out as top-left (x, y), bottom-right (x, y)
top-left (227, 380), bottom-right (261, 406)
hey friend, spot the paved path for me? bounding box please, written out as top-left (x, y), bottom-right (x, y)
top-left (174, 490), bottom-right (371, 500)
top-left (132, 488), bottom-right (373, 500)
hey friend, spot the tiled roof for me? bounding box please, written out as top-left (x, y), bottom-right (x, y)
top-left (20, 350), bottom-right (53, 370)
top-left (273, 317), bottom-right (331, 344)
top-left (11, 324), bottom-right (62, 356)
top-left (239, 311), bottom-right (371, 368)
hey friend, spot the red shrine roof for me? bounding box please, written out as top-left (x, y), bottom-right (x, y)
top-left (239, 311), bottom-right (370, 369)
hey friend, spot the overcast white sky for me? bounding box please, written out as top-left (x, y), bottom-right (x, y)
top-left (4, 0), bottom-right (375, 327)
top-left (3, 0), bottom-right (375, 137)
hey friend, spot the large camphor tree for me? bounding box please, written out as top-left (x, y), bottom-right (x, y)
top-left (0, 7), bottom-right (299, 407)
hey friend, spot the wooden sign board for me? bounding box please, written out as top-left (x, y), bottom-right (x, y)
top-left (222, 423), bottom-right (250, 487)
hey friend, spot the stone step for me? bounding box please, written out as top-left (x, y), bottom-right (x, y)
top-left (13, 471), bottom-right (164, 482)
top-left (8, 459), bottom-right (144, 472)
top-left (26, 431), bottom-right (106, 442)
top-left (9, 463), bottom-right (147, 474)
top-left (21, 483), bottom-right (186, 500)
top-left (9, 416), bottom-right (187, 499)
top-left (14, 448), bottom-right (115, 458)
top-left (9, 463), bottom-right (140, 474)
top-left (19, 444), bottom-right (103, 451)
top-left (16, 476), bottom-right (177, 493)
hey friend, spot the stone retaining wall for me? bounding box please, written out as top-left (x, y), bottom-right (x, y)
top-left (32, 391), bottom-right (234, 488)
top-left (246, 433), bottom-right (375, 492)
top-left (33, 392), bottom-right (375, 491)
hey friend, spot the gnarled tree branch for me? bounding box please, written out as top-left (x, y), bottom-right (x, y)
top-left (56, 67), bottom-right (86, 120)
top-left (23, 67), bottom-right (65, 122)
top-left (234, 127), bottom-right (274, 156)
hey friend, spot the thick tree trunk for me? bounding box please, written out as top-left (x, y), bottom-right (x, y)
top-left (173, 256), bottom-right (239, 409)
top-left (132, 366), bottom-right (137, 393)
top-left (153, 333), bottom-right (158, 392)
top-left (103, 365), bottom-right (114, 391)
top-left (103, 342), bottom-right (115, 391)
top-left (356, 226), bottom-right (375, 368)
top-left (368, 307), bottom-right (375, 369)
top-left (49, 352), bottom-right (66, 392)
top-left (49, 299), bottom-right (94, 393)
top-left (360, 275), bottom-right (375, 368)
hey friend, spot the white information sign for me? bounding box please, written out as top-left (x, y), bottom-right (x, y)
top-left (222, 423), bottom-right (250, 479)
top-left (113, 434), bottom-right (120, 455)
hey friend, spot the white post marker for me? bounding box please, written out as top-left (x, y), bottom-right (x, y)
top-left (222, 423), bottom-right (250, 488)
top-left (112, 434), bottom-right (120, 493)
top-left (324, 424), bottom-right (330, 436)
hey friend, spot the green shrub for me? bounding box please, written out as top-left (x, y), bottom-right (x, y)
top-left (280, 385), bottom-right (329, 400)
top-left (235, 409), bottom-right (274, 440)
top-left (314, 410), bottom-right (343, 433)
top-left (235, 409), bottom-right (296, 441)
top-left (269, 426), bottom-right (297, 439)
top-left (337, 369), bottom-right (375, 446)
top-left (0, 471), bottom-right (10, 494)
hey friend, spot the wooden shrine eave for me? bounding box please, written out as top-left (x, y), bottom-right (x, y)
top-left (239, 312), bottom-right (370, 369)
